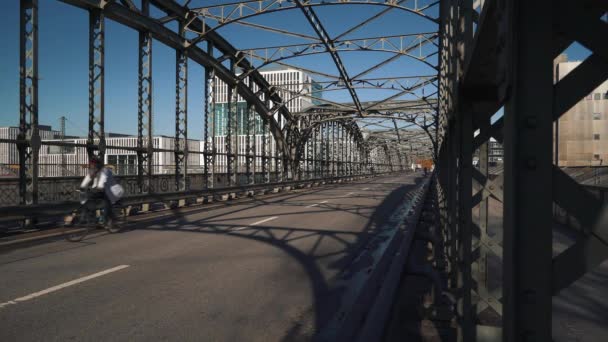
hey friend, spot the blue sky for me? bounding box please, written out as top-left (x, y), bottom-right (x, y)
top-left (0, 1), bottom-right (592, 138)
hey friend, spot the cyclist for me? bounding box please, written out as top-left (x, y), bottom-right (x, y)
top-left (80, 157), bottom-right (120, 228)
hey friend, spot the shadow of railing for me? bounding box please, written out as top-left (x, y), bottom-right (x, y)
top-left (131, 175), bottom-right (424, 339)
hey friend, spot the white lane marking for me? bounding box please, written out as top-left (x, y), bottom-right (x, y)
top-left (345, 192), bottom-right (356, 197)
top-left (307, 200), bottom-right (328, 208)
top-left (0, 265), bottom-right (130, 309)
top-left (232, 216), bottom-right (278, 231)
top-left (362, 188), bottom-right (369, 191)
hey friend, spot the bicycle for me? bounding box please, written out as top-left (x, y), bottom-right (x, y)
top-left (63, 190), bottom-right (126, 242)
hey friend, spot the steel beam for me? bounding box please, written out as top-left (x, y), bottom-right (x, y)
top-left (18, 0), bottom-right (40, 206)
top-left (295, 0), bottom-right (364, 115)
top-left (246, 102), bottom-right (256, 185)
top-left (87, 8), bottom-right (105, 161)
top-left (226, 60), bottom-right (238, 186)
top-left (174, 21), bottom-right (188, 191)
top-left (204, 49), bottom-right (216, 189)
top-left (137, 0), bottom-right (153, 193)
top-left (502, 1), bottom-right (554, 340)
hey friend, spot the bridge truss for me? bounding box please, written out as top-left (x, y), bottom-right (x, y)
top-left (437, 0), bottom-right (608, 340)
top-left (4, 0), bottom-right (606, 340)
top-left (5, 0), bottom-right (439, 208)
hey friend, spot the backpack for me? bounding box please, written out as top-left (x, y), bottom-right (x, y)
top-left (103, 168), bottom-right (124, 203)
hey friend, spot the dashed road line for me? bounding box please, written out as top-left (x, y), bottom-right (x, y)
top-left (232, 216), bottom-right (278, 231)
top-left (0, 265), bottom-right (130, 309)
top-left (307, 200), bottom-right (328, 208)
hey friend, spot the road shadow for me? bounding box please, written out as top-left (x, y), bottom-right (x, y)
top-left (132, 174), bottom-right (424, 340)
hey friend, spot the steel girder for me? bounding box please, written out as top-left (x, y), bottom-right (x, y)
top-left (18, 0), bottom-right (40, 206)
top-left (174, 20), bottom-right (188, 191)
top-left (87, 7), bottom-right (105, 161)
top-left (240, 32), bottom-right (437, 57)
top-left (436, 0), bottom-right (608, 341)
top-left (137, 0), bottom-right (153, 193)
top-left (294, 0), bottom-right (364, 115)
top-left (187, 0), bottom-right (440, 37)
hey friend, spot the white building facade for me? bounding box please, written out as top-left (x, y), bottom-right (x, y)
top-left (208, 68), bottom-right (321, 173)
top-left (38, 136), bottom-right (201, 177)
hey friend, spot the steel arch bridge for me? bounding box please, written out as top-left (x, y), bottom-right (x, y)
top-left (4, 0), bottom-right (608, 341)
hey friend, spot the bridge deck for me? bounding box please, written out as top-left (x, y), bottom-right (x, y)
top-left (0, 173), bottom-right (423, 341)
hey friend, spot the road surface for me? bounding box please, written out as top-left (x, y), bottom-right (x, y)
top-left (0, 173), bottom-right (423, 342)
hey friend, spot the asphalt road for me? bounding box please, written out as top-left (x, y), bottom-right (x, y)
top-left (0, 173), bottom-right (424, 342)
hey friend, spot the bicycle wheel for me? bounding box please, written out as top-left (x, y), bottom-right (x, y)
top-left (64, 213), bottom-right (92, 242)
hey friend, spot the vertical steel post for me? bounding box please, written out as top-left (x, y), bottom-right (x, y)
top-left (503, 1), bottom-right (554, 340)
top-left (246, 102), bottom-right (255, 184)
top-left (174, 21), bottom-right (188, 191)
top-left (331, 122), bottom-right (336, 177)
top-left (88, 8), bottom-right (105, 162)
top-left (447, 121), bottom-right (459, 289)
top-left (137, 0), bottom-right (153, 193)
top-left (313, 124), bottom-right (318, 179)
top-left (262, 120), bottom-right (270, 183)
top-left (307, 124), bottom-right (313, 179)
top-left (457, 107), bottom-right (473, 341)
top-left (324, 123), bottom-right (330, 178)
top-left (275, 112), bottom-right (282, 182)
top-left (226, 60), bottom-right (238, 186)
top-left (477, 138), bottom-right (490, 315)
top-left (204, 62), bottom-right (216, 189)
top-left (18, 0), bottom-right (39, 206)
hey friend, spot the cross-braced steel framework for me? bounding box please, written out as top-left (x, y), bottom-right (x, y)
top-left (437, 0), bottom-right (608, 340)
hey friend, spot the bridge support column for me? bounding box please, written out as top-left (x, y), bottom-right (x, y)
top-left (503, 1), bottom-right (554, 340)
top-left (174, 21), bottom-right (188, 192)
top-left (226, 60), bottom-right (237, 187)
top-left (18, 0), bottom-right (40, 208)
top-left (204, 45), bottom-right (215, 189)
top-left (137, 0), bottom-right (153, 193)
top-left (87, 8), bottom-right (105, 161)
top-left (246, 102), bottom-right (256, 185)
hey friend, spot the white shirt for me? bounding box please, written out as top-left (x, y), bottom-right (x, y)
top-left (80, 168), bottom-right (119, 203)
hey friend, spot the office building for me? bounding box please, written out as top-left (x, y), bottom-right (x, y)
top-left (555, 55), bottom-right (608, 166)
top-left (210, 68), bottom-right (322, 172)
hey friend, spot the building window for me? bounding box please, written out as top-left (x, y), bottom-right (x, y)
top-left (593, 113), bottom-right (601, 120)
top-left (594, 134), bottom-right (600, 140)
top-left (604, 92), bottom-right (608, 100)
top-left (594, 93), bottom-right (601, 100)
top-left (594, 154), bottom-right (600, 160)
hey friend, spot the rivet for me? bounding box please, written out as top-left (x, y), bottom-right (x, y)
top-left (526, 158), bottom-right (537, 170)
top-left (526, 116), bottom-right (537, 128)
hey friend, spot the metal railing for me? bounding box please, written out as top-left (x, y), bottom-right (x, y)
top-left (0, 171), bottom-right (400, 223)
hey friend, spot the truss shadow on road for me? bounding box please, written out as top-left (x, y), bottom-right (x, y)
top-left (133, 175), bottom-right (423, 340)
